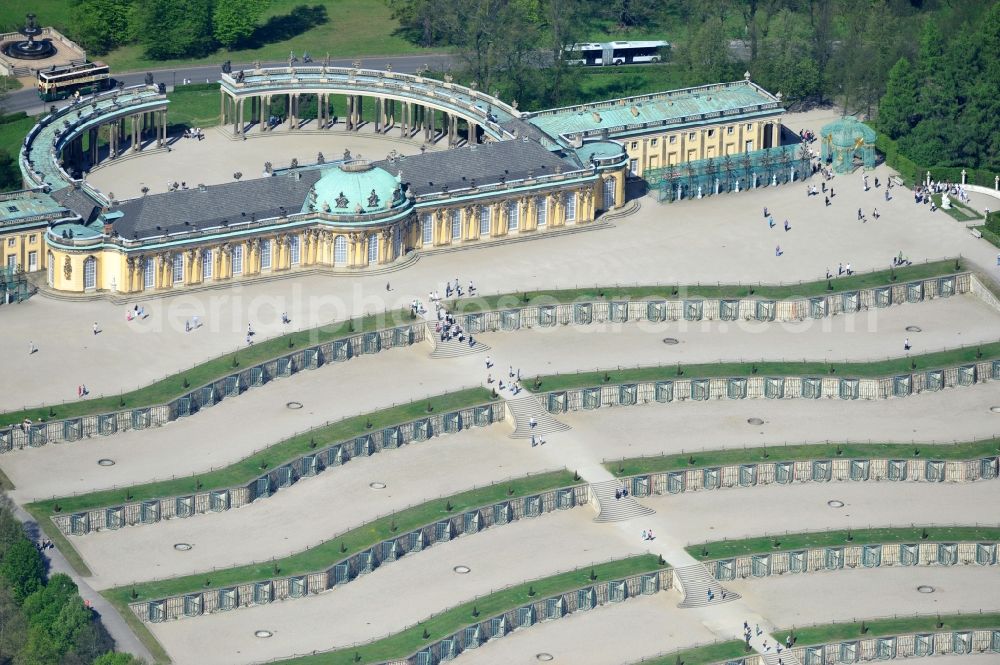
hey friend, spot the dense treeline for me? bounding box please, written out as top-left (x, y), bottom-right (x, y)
top-left (0, 498), bottom-right (141, 665)
top-left (69, 0), bottom-right (272, 58)
top-left (878, 5), bottom-right (1000, 172)
top-left (388, 0), bottom-right (999, 173)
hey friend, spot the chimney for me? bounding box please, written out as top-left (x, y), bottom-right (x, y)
top-left (103, 219), bottom-right (114, 236)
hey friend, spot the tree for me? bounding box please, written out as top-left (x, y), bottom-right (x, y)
top-left (877, 57), bottom-right (918, 138)
top-left (94, 653), bottom-right (145, 665)
top-left (0, 538), bottom-right (45, 602)
top-left (137, 0), bottom-right (214, 60)
top-left (213, 0), bottom-right (270, 49)
top-left (71, 0), bottom-right (136, 56)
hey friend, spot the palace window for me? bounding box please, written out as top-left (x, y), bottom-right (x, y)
top-left (536, 197), bottom-right (547, 226)
top-left (47, 252), bottom-right (53, 285)
top-left (650, 138), bottom-right (658, 147)
top-left (450, 209), bottom-right (462, 240)
top-left (669, 135), bottom-right (677, 144)
top-left (202, 249), bottom-right (213, 280)
top-left (746, 123), bottom-right (753, 131)
top-left (727, 126), bottom-right (734, 135)
top-left (688, 132), bottom-right (695, 141)
top-left (28, 251), bottom-right (37, 271)
top-left (260, 239), bottom-right (272, 270)
top-left (83, 256), bottom-right (96, 289)
top-left (143, 258), bottom-right (155, 287)
top-left (565, 193), bottom-right (577, 221)
top-left (232, 246), bottom-right (243, 275)
top-left (707, 129), bottom-right (716, 138)
top-left (172, 254), bottom-right (184, 284)
top-left (422, 214), bottom-right (433, 245)
top-left (630, 141), bottom-right (638, 149)
top-left (507, 201), bottom-right (519, 230)
top-left (290, 236), bottom-right (300, 265)
top-left (479, 207), bottom-right (490, 236)
top-left (29, 234), bottom-right (36, 243)
top-left (367, 234), bottom-right (379, 265)
top-left (334, 235), bottom-right (347, 265)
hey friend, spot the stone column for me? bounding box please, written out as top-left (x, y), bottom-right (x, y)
top-left (89, 128), bottom-right (98, 165)
top-left (354, 96), bottom-right (362, 130)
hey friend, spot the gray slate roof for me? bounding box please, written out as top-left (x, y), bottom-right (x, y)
top-left (50, 186), bottom-right (101, 224)
top-left (374, 139), bottom-right (581, 197)
top-left (112, 171), bottom-right (321, 240)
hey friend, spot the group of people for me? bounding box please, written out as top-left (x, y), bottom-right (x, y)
top-left (125, 304), bottom-right (148, 321)
top-left (436, 311), bottom-right (473, 346)
top-left (742, 621), bottom-right (794, 662)
top-left (182, 128), bottom-right (205, 140)
top-left (166, 181), bottom-right (190, 192)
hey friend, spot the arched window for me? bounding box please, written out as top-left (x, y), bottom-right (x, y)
top-left (83, 256), bottom-right (97, 290)
top-left (143, 257), bottom-right (155, 288)
top-left (392, 226), bottom-right (402, 258)
top-left (603, 178), bottom-right (616, 209)
top-left (507, 201), bottom-right (519, 230)
top-left (47, 252), bottom-right (53, 286)
top-left (422, 214), bottom-right (433, 245)
top-left (334, 235), bottom-right (347, 266)
top-left (367, 234), bottom-right (379, 265)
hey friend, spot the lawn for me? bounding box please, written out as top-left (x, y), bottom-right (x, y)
top-left (531, 340), bottom-right (1000, 392)
top-left (0, 1), bottom-right (74, 34)
top-left (931, 193), bottom-right (982, 223)
top-left (28, 386), bottom-right (495, 517)
top-left (606, 439), bottom-right (1000, 477)
top-left (253, 555), bottom-right (663, 665)
top-left (98, 0), bottom-right (429, 73)
top-left (104, 469), bottom-right (579, 606)
top-left (687, 526), bottom-right (1000, 561)
top-left (164, 83), bottom-right (222, 131)
top-left (0, 112), bottom-right (34, 160)
top-left (448, 259), bottom-right (960, 312)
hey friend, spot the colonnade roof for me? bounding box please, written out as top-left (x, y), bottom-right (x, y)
top-left (523, 79), bottom-right (783, 142)
top-left (20, 85), bottom-right (167, 193)
top-left (220, 66), bottom-right (534, 142)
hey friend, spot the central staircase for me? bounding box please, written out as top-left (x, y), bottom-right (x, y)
top-left (428, 337), bottom-right (490, 359)
top-left (674, 563), bottom-right (740, 608)
top-left (505, 396), bottom-right (571, 439)
top-left (588, 479), bottom-right (655, 523)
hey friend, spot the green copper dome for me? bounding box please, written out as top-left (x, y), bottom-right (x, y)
top-left (305, 161), bottom-right (405, 215)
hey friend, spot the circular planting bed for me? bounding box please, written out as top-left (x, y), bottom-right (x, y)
top-left (286, 401), bottom-right (303, 409)
top-left (173, 543), bottom-right (193, 551)
top-left (536, 655), bottom-right (554, 662)
top-left (916, 585), bottom-right (935, 594)
top-left (662, 337), bottom-right (680, 345)
top-left (97, 459), bottom-right (115, 467)
top-left (747, 418), bottom-right (765, 426)
top-left (453, 565), bottom-right (471, 574)
top-left (369, 482), bottom-right (387, 490)
top-left (254, 630), bottom-right (274, 638)
top-left (827, 500), bottom-right (845, 508)
top-left (905, 326), bottom-right (922, 333)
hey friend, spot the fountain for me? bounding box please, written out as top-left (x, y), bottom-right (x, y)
top-left (2, 14), bottom-right (57, 60)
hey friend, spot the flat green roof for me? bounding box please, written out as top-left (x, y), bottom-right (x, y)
top-left (0, 190), bottom-right (69, 228)
top-left (525, 79), bottom-right (782, 140)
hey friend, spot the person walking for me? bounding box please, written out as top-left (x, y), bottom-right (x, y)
top-left (775, 245), bottom-right (782, 257)
top-left (904, 337), bottom-right (911, 351)
top-left (93, 322), bottom-right (99, 335)
top-left (28, 341), bottom-right (36, 354)
top-left (485, 355), bottom-right (493, 369)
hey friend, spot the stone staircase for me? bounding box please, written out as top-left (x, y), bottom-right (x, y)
top-left (761, 651), bottom-right (802, 665)
top-left (505, 396), bottom-right (571, 439)
top-left (589, 479), bottom-right (655, 523)
top-left (428, 337), bottom-right (490, 359)
top-left (673, 563), bottom-right (740, 608)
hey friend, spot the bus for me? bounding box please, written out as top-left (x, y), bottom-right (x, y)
top-left (37, 61), bottom-right (112, 101)
top-left (565, 40), bottom-right (669, 66)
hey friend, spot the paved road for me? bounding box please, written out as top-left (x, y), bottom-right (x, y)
top-left (1, 53), bottom-right (458, 115)
top-left (9, 503), bottom-right (155, 663)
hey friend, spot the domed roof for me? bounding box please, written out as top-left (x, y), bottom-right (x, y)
top-left (306, 161), bottom-right (404, 215)
top-left (821, 116), bottom-right (877, 148)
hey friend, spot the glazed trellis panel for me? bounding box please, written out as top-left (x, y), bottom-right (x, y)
top-left (130, 484), bottom-right (591, 623)
top-left (0, 324), bottom-right (423, 452)
top-left (54, 402), bottom-right (505, 536)
top-left (621, 455), bottom-right (998, 504)
top-left (715, 541), bottom-right (999, 583)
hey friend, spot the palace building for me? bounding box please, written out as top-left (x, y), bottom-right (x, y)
top-left (6, 67), bottom-right (783, 294)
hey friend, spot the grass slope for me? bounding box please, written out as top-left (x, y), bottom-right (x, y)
top-left (449, 260), bottom-right (958, 312)
top-left (688, 526), bottom-right (1000, 560)
top-left (607, 439), bottom-right (1000, 476)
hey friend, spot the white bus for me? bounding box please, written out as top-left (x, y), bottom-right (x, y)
top-left (565, 40), bottom-right (669, 66)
